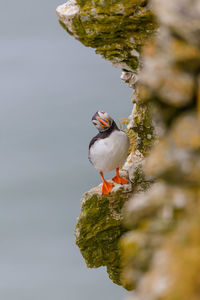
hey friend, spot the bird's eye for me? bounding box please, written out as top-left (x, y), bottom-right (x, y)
top-left (105, 118), bottom-right (109, 122)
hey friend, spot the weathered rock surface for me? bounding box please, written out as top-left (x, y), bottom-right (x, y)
top-left (57, 0), bottom-right (200, 298)
top-left (123, 0), bottom-right (200, 299)
top-left (75, 181), bottom-right (132, 285)
top-left (56, 0), bottom-right (156, 73)
top-left (57, 0), bottom-right (156, 289)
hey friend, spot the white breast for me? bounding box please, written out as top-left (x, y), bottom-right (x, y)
top-left (89, 130), bottom-right (130, 173)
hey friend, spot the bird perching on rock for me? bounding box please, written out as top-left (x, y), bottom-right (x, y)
top-left (89, 111), bottom-right (130, 195)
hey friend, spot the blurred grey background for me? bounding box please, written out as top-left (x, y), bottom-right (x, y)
top-left (0, 0), bottom-right (132, 299)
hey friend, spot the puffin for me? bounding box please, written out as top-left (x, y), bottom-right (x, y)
top-left (88, 111), bottom-right (130, 195)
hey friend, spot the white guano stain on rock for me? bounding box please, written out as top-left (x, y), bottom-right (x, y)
top-left (121, 71), bottom-right (139, 88)
top-left (56, 0), bottom-right (80, 36)
top-left (130, 49), bottom-right (140, 58)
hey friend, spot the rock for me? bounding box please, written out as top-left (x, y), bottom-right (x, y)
top-left (122, 179), bottom-right (198, 298)
top-left (152, 0), bottom-right (200, 46)
top-left (75, 182), bottom-right (132, 287)
top-left (144, 113), bottom-right (200, 185)
top-left (139, 31), bottom-right (195, 107)
top-left (127, 103), bottom-right (155, 156)
top-left (57, 0), bottom-right (156, 288)
top-left (125, 206), bottom-right (200, 300)
top-left (120, 231), bottom-right (156, 291)
top-left (57, 0), bottom-right (200, 297)
top-left (125, 249), bottom-right (171, 300)
top-left (124, 0), bottom-right (200, 298)
top-left (170, 112), bottom-right (200, 150)
top-left (56, 0), bottom-right (80, 36)
top-left (56, 0), bottom-right (157, 72)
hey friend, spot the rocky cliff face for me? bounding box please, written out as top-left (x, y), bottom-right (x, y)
top-left (57, 0), bottom-right (200, 298)
top-left (124, 1), bottom-right (200, 299)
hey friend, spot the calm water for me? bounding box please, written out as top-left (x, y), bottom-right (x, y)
top-left (0, 1), bottom-right (132, 299)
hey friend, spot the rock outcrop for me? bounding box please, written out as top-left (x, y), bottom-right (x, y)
top-left (57, 0), bottom-right (156, 289)
top-left (57, 0), bottom-right (200, 298)
top-left (75, 183), bottom-right (132, 285)
top-left (123, 0), bottom-right (200, 298)
top-left (56, 0), bottom-right (156, 72)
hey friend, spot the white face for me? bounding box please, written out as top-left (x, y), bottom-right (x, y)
top-left (92, 111), bottom-right (113, 132)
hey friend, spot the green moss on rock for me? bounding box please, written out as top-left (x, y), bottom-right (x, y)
top-left (75, 185), bottom-right (132, 287)
top-left (56, 0), bottom-right (157, 291)
top-left (57, 0), bottom-right (157, 72)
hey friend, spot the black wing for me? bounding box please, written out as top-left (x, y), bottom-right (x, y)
top-left (89, 134), bottom-right (100, 150)
top-left (88, 134), bottom-right (100, 164)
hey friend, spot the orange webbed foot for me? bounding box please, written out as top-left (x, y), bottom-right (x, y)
top-left (112, 168), bottom-right (129, 185)
top-left (100, 171), bottom-right (114, 195)
top-left (112, 175), bottom-right (129, 184)
top-left (101, 180), bottom-right (114, 195)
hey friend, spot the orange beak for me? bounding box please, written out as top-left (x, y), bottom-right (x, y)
top-left (98, 117), bottom-right (109, 127)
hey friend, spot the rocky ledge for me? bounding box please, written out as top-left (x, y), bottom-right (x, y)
top-left (57, 0), bottom-right (200, 298)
